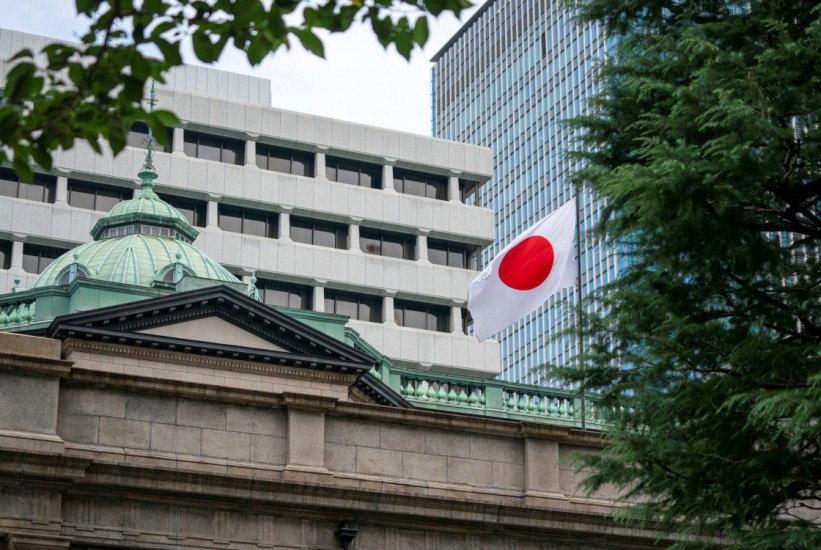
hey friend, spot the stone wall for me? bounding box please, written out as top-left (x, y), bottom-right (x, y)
top-left (0, 332), bottom-right (668, 550)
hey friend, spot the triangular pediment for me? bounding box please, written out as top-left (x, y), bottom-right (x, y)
top-left (137, 316), bottom-right (288, 352)
top-left (46, 285), bottom-right (377, 375)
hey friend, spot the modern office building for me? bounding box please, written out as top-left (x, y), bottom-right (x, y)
top-left (431, 0), bottom-right (621, 384)
top-left (0, 27), bottom-right (500, 378)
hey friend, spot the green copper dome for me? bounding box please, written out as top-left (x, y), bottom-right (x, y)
top-left (90, 167), bottom-right (199, 242)
top-left (32, 234), bottom-right (237, 288)
top-left (33, 158), bottom-right (237, 289)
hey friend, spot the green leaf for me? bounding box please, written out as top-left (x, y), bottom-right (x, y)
top-left (413, 17), bottom-right (429, 46)
top-left (4, 62), bottom-right (36, 101)
top-left (291, 29), bottom-right (325, 58)
top-left (12, 150), bottom-right (33, 183)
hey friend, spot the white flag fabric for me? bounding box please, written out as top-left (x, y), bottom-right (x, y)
top-left (468, 199), bottom-right (577, 341)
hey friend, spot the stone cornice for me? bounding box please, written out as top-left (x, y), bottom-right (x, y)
top-left (0, 352), bottom-right (73, 378)
top-left (62, 339), bottom-right (359, 386)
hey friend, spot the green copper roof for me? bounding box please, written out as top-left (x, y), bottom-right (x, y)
top-left (32, 234), bottom-right (238, 288)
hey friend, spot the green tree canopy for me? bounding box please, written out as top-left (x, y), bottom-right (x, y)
top-left (0, 0), bottom-right (471, 181)
top-left (562, 0), bottom-right (821, 548)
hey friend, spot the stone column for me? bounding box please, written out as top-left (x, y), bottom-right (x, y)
top-left (312, 285), bottom-right (325, 313)
top-left (524, 438), bottom-right (562, 496)
top-left (382, 294), bottom-right (396, 326)
top-left (283, 394), bottom-right (335, 473)
top-left (206, 201), bottom-right (219, 227)
top-left (448, 175), bottom-right (460, 202)
top-left (278, 211), bottom-right (291, 241)
top-left (172, 127), bottom-right (185, 155)
top-left (54, 176), bottom-right (68, 204)
top-left (451, 306), bottom-right (463, 334)
top-left (382, 161), bottom-right (394, 191)
top-left (245, 139), bottom-right (256, 166)
top-left (348, 221), bottom-right (361, 252)
top-left (416, 232), bottom-right (429, 263)
top-left (10, 240), bottom-right (24, 269)
top-left (314, 149), bottom-right (327, 179)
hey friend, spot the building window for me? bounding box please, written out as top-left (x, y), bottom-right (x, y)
top-left (183, 131), bottom-right (244, 165)
top-left (325, 156), bottom-right (381, 188)
top-left (459, 178), bottom-right (480, 205)
top-left (126, 122), bottom-right (172, 152)
top-left (257, 278), bottom-right (312, 310)
top-left (157, 193), bottom-right (207, 227)
top-left (218, 206), bottom-right (277, 238)
top-left (360, 228), bottom-right (416, 260)
top-left (393, 168), bottom-right (447, 200)
top-left (462, 307), bottom-right (473, 334)
top-left (428, 239), bottom-right (479, 269)
top-left (22, 244), bottom-right (65, 274)
top-left (324, 289), bottom-right (382, 322)
top-left (291, 217), bottom-right (348, 249)
top-left (0, 168), bottom-right (56, 203)
top-left (68, 180), bottom-right (131, 212)
top-left (0, 240), bottom-right (11, 270)
top-left (394, 300), bottom-right (450, 332)
top-left (256, 144), bottom-right (314, 177)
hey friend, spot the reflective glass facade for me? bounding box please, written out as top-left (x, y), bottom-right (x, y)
top-left (432, 0), bottom-right (622, 385)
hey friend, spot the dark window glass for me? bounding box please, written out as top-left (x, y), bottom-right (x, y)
top-left (256, 144), bottom-right (314, 177)
top-left (0, 240), bottom-right (11, 270)
top-left (0, 168), bottom-right (56, 203)
top-left (360, 229), bottom-right (415, 260)
top-left (22, 244), bottom-right (65, 274)
top-left (428, 240), bottom-right (478, 269)
top-left (156, 194), bottom-right (207, 227)
top-left (394, 300), bottom-right (449, 332)
top-left (218, 206), bottom-right (277, 238)
top-left (68, 180), bottom-right (131, 212)
top-left (257, 278), bottom-right (312, 310)
top-left (462, 308), bottom-right (473, 334)
top-left (394, 168), bottom-right (447, 200)
top-left (126, 122), bottom-right (172, 152)
top-left (291, 218), bottom-right (348, 249)
top-left (183, 131), bottom-right (244, 165)
top-left (325, 290), bottom-right (382, 322)
top-left (325, 156), bottom-right (381, 188)
top-left (459, 178), bottom-right (480, 205)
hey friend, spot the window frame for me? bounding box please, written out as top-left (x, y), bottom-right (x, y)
top-left (217, 205), bottom-right (278, 239)
top-left (67, 180), bottom-right (132, 212)
top-left (393, 168), bottom-right (448, 200)
top-left (256, 143), bottom-right (315, 177)
top-left (126, 122), bottom-right (173, 152)
top-left (290, 217), bottom-right (348, 249)
top-left (359, 228), bottom-right (416, 260)
top-left (427, 239), bottom-right (479, 270)
top-left (183, 131), bottom-right (245, 165)
top-left (156, 193), bottom-right (207, 228)
top-left (324, 289), bottom-right (382, 323)
top-left (22, 243), bottom-right (65, 274)
top-left (325, 156), bottom-right (382, 189)
top-left (256, 278), bottom-right (313, 310)
top-left (394, 300), bottom-right (450, 332)
top-left (0, 169), bottom-right (56, 204)
top-left (0, 240), bottom-right (11, 270)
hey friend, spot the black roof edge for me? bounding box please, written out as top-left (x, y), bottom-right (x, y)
top-left (51, 323), bottom-right (375, 374)
top-left (355, 372), bottom-right (413, 408)
top-left (45, 284), bottom-right (376, 366)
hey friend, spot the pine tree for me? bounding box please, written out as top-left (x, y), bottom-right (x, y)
top-left (563, 1), bottom-right (821, 547)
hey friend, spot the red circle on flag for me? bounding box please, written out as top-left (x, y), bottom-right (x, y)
top-left (498, 236), bottom-right (555, 291)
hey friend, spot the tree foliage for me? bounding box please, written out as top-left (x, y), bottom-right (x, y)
top-left (561, 1), bottom-right (821, 548)
top-left (0, 0), bottom-right (471, 181)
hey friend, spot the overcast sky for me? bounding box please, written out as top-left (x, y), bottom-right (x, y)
top-left (0, 1), bottom-right (481, 136)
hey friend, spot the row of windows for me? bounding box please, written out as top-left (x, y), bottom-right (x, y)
top-left (100, 224), bottom-right (193, 243)
top-left (0, 169), bottom-right (56, 203)
top-left (257, 278), bottom-right (451, 332)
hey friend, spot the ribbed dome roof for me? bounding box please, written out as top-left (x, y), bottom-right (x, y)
top-left (32, 234), bottom-right (238, 288)
top-left (32, 160), bottom-right (236, 289)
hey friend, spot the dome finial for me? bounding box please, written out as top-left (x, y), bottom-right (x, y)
top-left (138, 79), bottom-right (159, 192)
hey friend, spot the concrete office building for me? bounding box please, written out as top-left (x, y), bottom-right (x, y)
top-left (0, 27), bottom-right (500, 378)
top-left (431, 0), bottom-right (621, 384)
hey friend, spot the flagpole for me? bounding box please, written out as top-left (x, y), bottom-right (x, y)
top-left (575, 189), bottom-right (586, 431)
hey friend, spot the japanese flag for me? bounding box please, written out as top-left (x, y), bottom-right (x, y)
top-left (468, 199), bottom-right (577, 341)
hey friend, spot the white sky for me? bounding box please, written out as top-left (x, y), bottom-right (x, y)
top-left (0, 0), bottom-right (482, 136)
